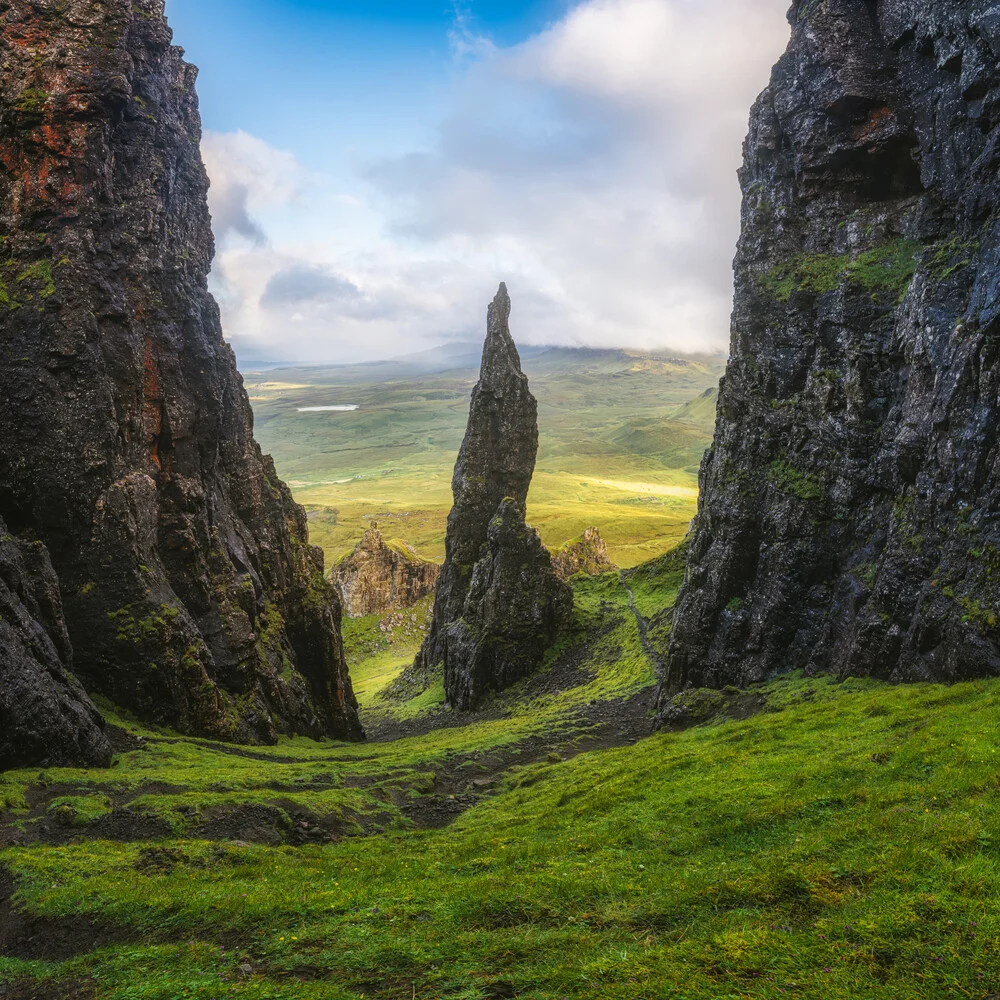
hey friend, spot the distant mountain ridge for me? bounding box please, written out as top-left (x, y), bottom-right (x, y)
top-left (244, 343), bottom-right (727, 386)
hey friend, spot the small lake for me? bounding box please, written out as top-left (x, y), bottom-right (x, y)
top-left (297, 405), bottom-right (360, 412)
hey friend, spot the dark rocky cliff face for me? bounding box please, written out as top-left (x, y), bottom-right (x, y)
top-left (415, 284), bottom-right (572, 708)
top-left (445, 498), bottom-right (573, 709)
top-left (0, 0), bottom-right (362, 748)
top-left (0, 516), bottom-right (111, 768)
top-left (332, 523), bottom-right (439, 618)
top-left (665, 0), bottom-right (1000, 696)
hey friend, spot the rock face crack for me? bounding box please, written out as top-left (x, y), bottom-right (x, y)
top-left (414, 284), bottom-right (572, 709)
top-left (0, 0), bottom-right (362, 756)
top-left (663, 0), bottom-right (1000, 703)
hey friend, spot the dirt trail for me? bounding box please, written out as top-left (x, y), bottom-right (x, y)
top-left (620, 570), bottom-right (667, 675)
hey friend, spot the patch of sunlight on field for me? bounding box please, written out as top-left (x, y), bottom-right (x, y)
top-left (586, 477), bottom-right (699, 498)
top-left (296, 465), bottom-right (699, 569)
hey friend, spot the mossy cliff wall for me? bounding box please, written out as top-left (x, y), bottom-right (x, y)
top-left (0, 0), bottom-right (361, 754)
top-left (665, 0), bottom-right (1000, 696)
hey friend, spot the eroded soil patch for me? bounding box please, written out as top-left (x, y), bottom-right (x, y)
top-left (0, 980), bottom-right (95, 1000)
top-left (0, 867), bottom-right (136, 962)
top-left (399, 686), bottom-right (658, 829)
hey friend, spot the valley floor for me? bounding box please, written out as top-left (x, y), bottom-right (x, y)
top-left (246, 350), bottom-right (723, 570)
top-left (2, 560), bottom-right (1000, 999)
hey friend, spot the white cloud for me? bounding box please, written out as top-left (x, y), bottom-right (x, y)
top-left (509, 0), bottom-right (786, 111)
top-left (202, 0), bottom-right (791, 364)
top-left (202, 130), bottom-right (303, 246)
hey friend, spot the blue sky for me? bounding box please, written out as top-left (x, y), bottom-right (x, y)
top-left (167, 1), bottom-right (565, 169)
top-left (163, 0), bottom-right (791, 364)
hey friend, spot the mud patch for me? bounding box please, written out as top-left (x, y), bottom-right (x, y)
top-left (134, 846), bottom-right (190, 874)
top-left (400, 791), bottom-right (479, 829)
top-left (89, 808), bottom-right (174, 841)
top-left (0, 980), bottom-right (94, 1000)
top-left (0, 867), bottom-right (136, 962)
top-left (105, 723), bottom-right (147, 754)
top-left (396, 687), bottom-right (657, 830)
top-left (1, 780), bottom-right (185, 849)
top-left (2, 807), bottom-right (174, 848)
top-left (485, 984), bottom-right (519, 999)
top-left (192, 804), bottom-right (292, 845)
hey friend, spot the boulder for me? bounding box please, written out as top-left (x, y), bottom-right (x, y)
top-left (552, 527), bottom-right (617, 581)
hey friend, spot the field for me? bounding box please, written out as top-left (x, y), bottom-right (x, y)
top-left (245, 345), bottom-right (724, 569)
top-left (3, 557), bottom-right (1000, 999)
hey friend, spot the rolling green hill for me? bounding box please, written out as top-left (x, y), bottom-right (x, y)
top-left (246, 346), bottom-right (724, 569)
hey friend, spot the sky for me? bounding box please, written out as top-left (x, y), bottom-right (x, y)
top-left (164, 0), bottom-right (792, 365)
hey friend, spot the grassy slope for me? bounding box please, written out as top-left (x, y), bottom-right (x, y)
top-left (340, 596), bottom-right (434, 710)
top-left (246, 348), bottom-right (723, 569)
top-left (2, 557), bottom-right (1000, 999)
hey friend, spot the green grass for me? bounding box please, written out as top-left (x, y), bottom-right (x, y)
top-left (4, 670), bottom-right (1000, 998)
top-left (341, 596), bottom-right (434, 708)
top-left (768, 461), bottom-right (827, 502)
top-left (247, 347), bottom-right (723, 569)
top-left (6, 537), bottom-right (1000, 999)
top-left (762, 239), bottom-right (923, 304)
top-left (0, 574), bottom-right (655, 846)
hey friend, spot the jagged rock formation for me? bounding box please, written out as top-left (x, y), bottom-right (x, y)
top-left (551, 527), bottom-right (617, 581)
top-left (0, 517), bottom-right (112, 768)
top-left (415, 284), bottom-right (572, 709)
top-left (664, 0), bottom-right (1000, 698)
top-left (332, 523), bottom-right (439, 618)
top-left (0, 0), bottom-right (361, 754)
top-left (445, 498), bottom-right (574, 708)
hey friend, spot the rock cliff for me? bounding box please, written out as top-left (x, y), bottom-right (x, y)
top-left (0, 517), bottom-right (112, 768)
top-left (333, 523), bottom-right (439, 618)
top-left (0, 0), bottom-right (361, 751)
top-left (664, 0), bottom-right (1000, 697)
top-left (444, 498), bottom-right (574, 709)
top-left (415, 284), bottom-right (572, 708)
top-left (552, 527), bottom-right (617, 581)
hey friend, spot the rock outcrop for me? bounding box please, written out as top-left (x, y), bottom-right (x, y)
top-left (333, 523), bottom-right (439, 618)
top-left (0, 0), bottom-right (361, 753)
top-left (444, 498), bottom-right (574, 708)
top-left (415, 284), bottom-right (572, 709)
top-left (551, 527), bottom-right (617, 581)
top-left (664, 0), bottom-right (1000, 698)
top-left (0, 518), bottom-right (112, 769)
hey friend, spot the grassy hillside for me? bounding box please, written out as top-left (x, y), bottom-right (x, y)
top-left (245, 346), bottom-right (724, 569)
top-left (2, 554), bottom-right (1000, 1000)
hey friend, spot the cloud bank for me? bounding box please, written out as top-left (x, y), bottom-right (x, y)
top-left (204, 0), bottom-right (791, 365)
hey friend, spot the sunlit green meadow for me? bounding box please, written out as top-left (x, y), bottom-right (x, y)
top-left (246, 347), bottom-right (723, 568)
